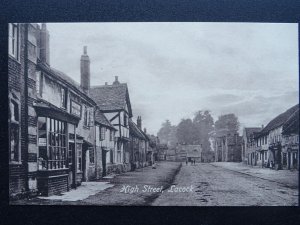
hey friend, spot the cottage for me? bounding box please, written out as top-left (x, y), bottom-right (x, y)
top-left (90, 76), bottom-right (133, 172)
top-left (256, 104), bottom-right (298, 170)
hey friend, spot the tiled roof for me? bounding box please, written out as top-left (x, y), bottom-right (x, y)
top-left (129, 119), bottom-right (146, 140)
top-left (244, 127), bottom-right (262, 139)
top-left (90, 84), bottom-right (132, 117)
top-left (259, 104), bottom-right (299, 135)
top-left (282, 107), bottom-right (299, 135)
top-left (37, 62), bottom-right (95, 104)
top-left (95, 109), bottom-right (116, 130)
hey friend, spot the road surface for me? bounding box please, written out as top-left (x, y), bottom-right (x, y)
top-left (152, 163), bottom-right (298, 206)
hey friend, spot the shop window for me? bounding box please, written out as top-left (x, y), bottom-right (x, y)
top-left (89, 147), bottom-right (94, 164)
top-left (68, 143), bottom-right (74, 166)
top-left (38, 118), bottom-right (67, 170)
top-left (8, 23), bottom-right (20, 60)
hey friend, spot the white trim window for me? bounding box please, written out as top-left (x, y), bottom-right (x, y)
top-left (8, 23), bottom-right (20, 60)
top-left (9, 96), bottom-right (21, 162)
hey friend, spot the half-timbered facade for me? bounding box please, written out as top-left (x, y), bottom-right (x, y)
top-left (90, 77), bottom-right (133, 172)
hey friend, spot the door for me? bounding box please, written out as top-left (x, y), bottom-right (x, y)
top-left (68, 142), bottom-right (75, 189)
top-left (102, 148), bottom-right (107, 177)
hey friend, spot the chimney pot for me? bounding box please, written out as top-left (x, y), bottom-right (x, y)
top-left (84, 46), bottom-right (87, 54)
top-left (113, 76), bottom-right (120, 85)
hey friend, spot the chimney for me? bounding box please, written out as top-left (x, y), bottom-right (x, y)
top-left (80, 46), bottom-right (90, 93)
top-left (113, 76), bottom-right (120, 85)
top-left (137, 116), bottom-right (142, 129)
top-left (144, 128), bottom-right (147, 134)
top-left (261, 124), bottom-right (264, 129)
top-left (39, 23), bottom-right (50, 65)
top-left (105, 82), bottom-right (108, 85)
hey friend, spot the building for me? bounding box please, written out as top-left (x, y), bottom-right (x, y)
top-left (281, 107), bottom-right (299, 170)
top-left (157, 144), bottom-right (167, 161)
top-left (129, 118), bottom-right (147, 169)
top-left (90, 77), bottom-right (133, 172)
top-left (9, 23), bottom-right (99, 198)
top-left (241, 127), bottom-right (262, 165)
top-left (210, 129), bottom-right (242, 162)
top-left (9, 23), bottom-right (28, 199)
top-left (176, 144), bottom-right (202, 162)
top-left (94, 109), bottom-right (117, 178)
top-left (256, 104), bottom-right (298, 170)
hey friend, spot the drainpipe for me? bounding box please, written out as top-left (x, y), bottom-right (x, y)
top-left (24, 23), bottom-right (29, 193)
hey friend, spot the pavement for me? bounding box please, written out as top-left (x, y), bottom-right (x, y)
top-left (11, 161), bottom-right (181, 205)
top-left (152, 163), bottom-right (299, 206)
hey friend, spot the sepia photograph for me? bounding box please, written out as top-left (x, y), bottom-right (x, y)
top-left (8, 22), bottom-right (299, 206)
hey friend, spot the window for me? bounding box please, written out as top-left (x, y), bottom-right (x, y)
top-left (68, 143), bottom-right (74, 165)
top-left (77, 143), bottom-right (82, 171)
top-left (9, 98), bottom-right (20, 162)
top-left (83, 106), bottom-right (88, 126)
top-left (36, 71), bottom-right (44, 97)
top-left (110, 149), bottom-right (114, 163)
top-left (61, 87), bottom-right (67, 109)
top-left (123, 113), bottom-right (127, 126)
top-left (110, 130), bottom-right (114, 141)
top-left (39, 118), bottom-right (67, 170)
top-left (100, 127), bottom-right (106, 141)
top-left (89, 147), bottom-right (94, 164)
top-left (8, 23), bottom-right (20, 60)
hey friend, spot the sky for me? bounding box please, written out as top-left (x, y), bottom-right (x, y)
top-left (46, 22), bottom-right (299, 135)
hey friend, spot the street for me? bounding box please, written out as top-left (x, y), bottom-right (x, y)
top-left (12, 162), bottom-right (298, 206)
top-left (153, 163), bottom-right (298, 206)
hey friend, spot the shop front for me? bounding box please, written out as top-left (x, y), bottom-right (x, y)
top-left (35, 102), bottom-right (80, 196)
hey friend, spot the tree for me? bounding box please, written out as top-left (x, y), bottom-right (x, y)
top-left (215, 113), bottom-right (239, 134)
top-left (157, 120), bottom-right (177, 147)
top-left (176, 118), bottom-right (197, 144)
top-left (192, 110), bottom-right (214, 151)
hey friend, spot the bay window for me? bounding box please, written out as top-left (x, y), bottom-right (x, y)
top-left (38, 117), bottom-right (67, 170)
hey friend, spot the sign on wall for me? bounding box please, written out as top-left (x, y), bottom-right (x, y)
top-left (70, 100), bottom-right (81, 117)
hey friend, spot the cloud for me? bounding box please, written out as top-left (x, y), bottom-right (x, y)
top-left (46, 22), bottom-right (298, 135)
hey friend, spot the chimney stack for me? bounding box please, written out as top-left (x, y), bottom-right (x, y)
top-left (105, 82), bottom-right (108, 85)
top-left (144, 128), bottom-right (147, 134)
top-left (113, 76), bottom-right (120, 85)
top-left (261, 124), bottom-right (264, 129)
top-left (80, 46), bottom-right (90, 93)
top-left (40, 23), bottom-right (50, 65)
top-left (137, 116), bottom-right (142, 129)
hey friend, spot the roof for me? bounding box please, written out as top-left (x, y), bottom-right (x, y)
top-left (282, 107), bottom-right (299, 135)
top-left (178, 145), bottom-right (202, 158)
top-left (90, 83), bottom-right (132, 117)
top-left (37, 62), bottom-right (95, 105)
top-left (259, 104), bottom-right (299, 136)
top-left (244, 127), bottom-right (262, 139)
top-left (94, 109), bottom-right (116, 130)
top-left (129, 119), bottom-right (146, 140)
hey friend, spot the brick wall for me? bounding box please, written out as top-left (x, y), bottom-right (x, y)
top-left (37, 175), bottom-right (68, 196)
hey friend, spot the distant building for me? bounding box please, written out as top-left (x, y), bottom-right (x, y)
top-left (242, 127), bottom-right (262, 165)
top-left (176, 144), bottom-right (202, 162)
top-left (210, 130), bottom-right (242, 162)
